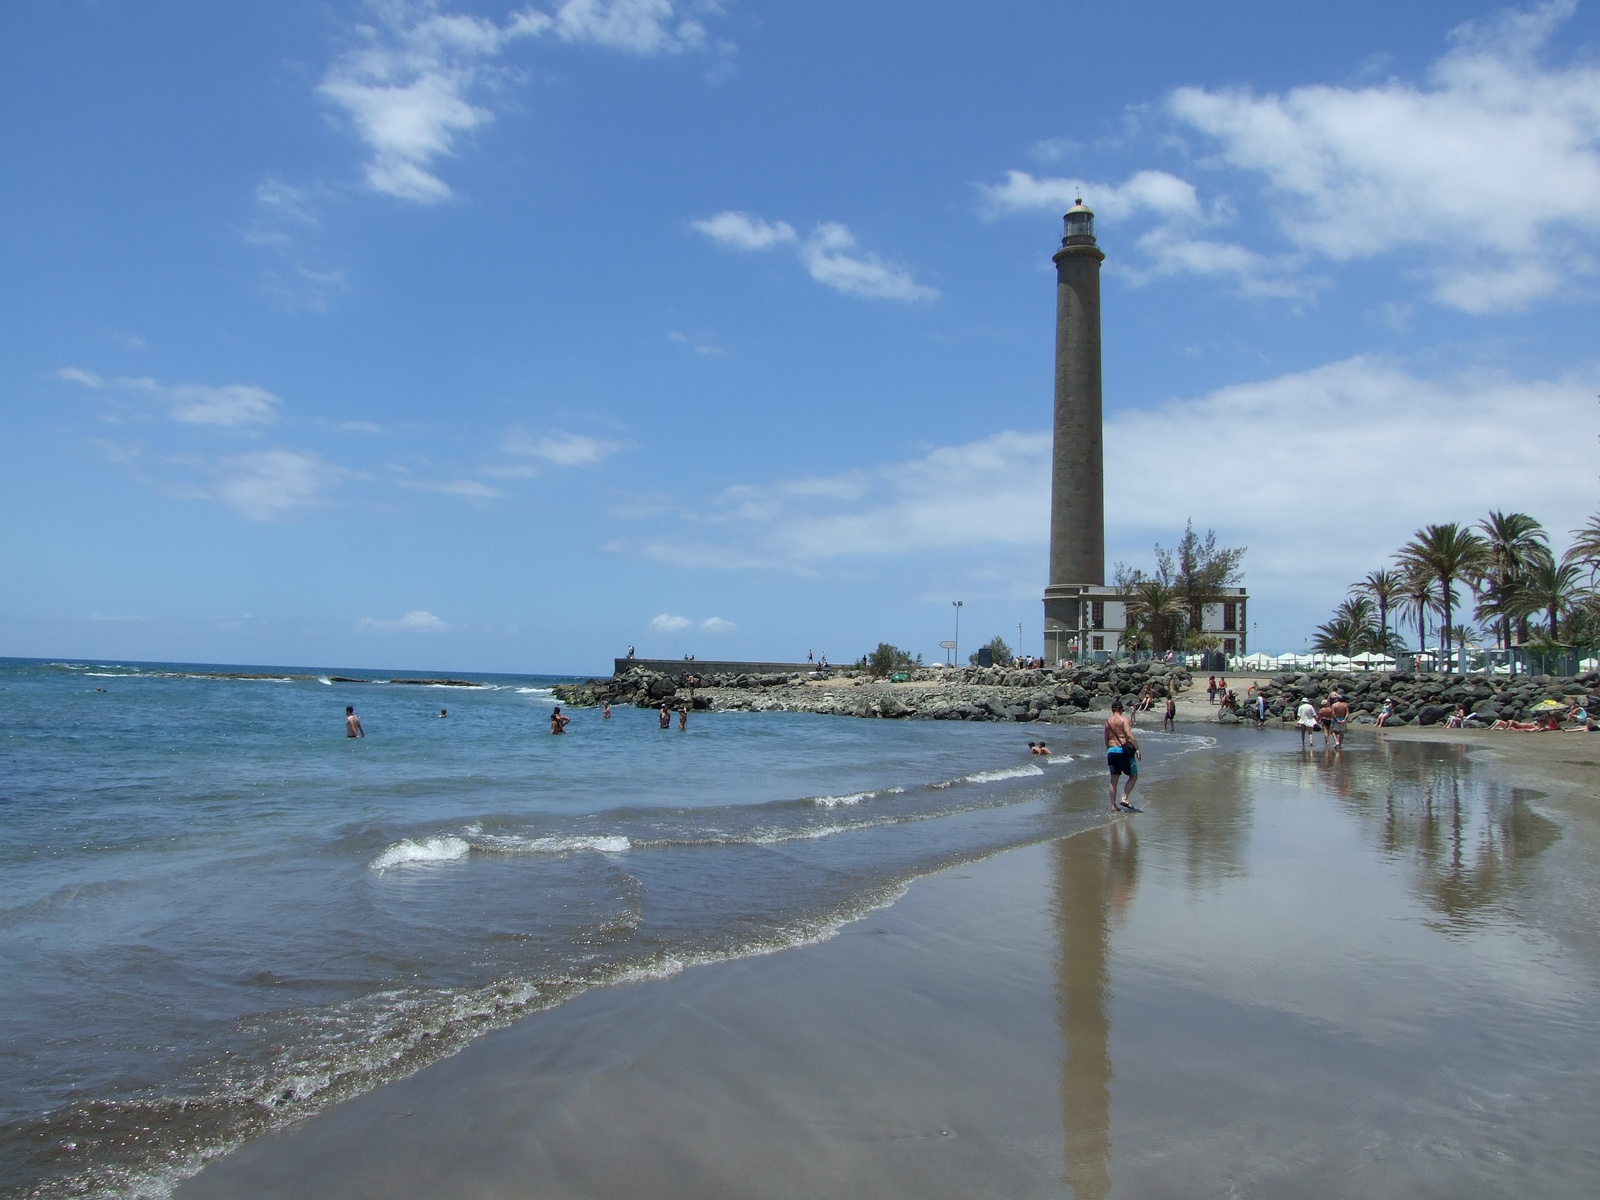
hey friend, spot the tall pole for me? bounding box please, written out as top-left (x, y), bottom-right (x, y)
top-left (953, 601), bottom-right (963, 666)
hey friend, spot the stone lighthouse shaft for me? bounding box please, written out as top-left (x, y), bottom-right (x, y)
top-left (1042, 199), bottom-right (1105, 664)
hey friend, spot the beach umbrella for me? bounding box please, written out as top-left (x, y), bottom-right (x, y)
top-left (1530, 698), bottom-right (1564, 712)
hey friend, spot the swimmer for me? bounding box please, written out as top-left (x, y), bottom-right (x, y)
top-left (345, 706), bottom-right (365, 738)
top-left (602, 701), bottom-right (611, 719)
top-left (1036, 741), bottom-right (1052, 757)
top-left (659, 702), bottom-right (671, 729)
top-left (440, 708), bottom-right (448, 718)
top-left (550, 706), bottom-right (571, 734)
top-left (677, 705), bottom-right (688, 731)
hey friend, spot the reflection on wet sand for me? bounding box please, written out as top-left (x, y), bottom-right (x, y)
top-left (1053, 823), bottom-right (1138, 1200)
top-left (1279, 740), bottom-right (1561, 928)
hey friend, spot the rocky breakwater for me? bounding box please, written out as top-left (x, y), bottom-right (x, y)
top-left (553, 661), bottom-right (1192, 723)
top-left (1236, 669), bottom-right (1600, 727)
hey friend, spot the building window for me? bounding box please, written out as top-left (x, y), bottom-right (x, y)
top-left (1092, 636), bottom-right (1104, 651)
top-left (1223, 602), bottom-right (1237, 632)
top-left (1091, 601), bottom-right (1105, 630)
top-left (1224, 638), bottom-right (1236, 655)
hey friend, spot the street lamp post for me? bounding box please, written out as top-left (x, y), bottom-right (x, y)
top-left (952, 601), bottom-right (963, 666)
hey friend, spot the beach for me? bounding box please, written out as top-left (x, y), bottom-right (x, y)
top-left (174, 723), bottom-right (1600, 1200)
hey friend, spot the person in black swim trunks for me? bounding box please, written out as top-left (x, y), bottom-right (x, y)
top-left (1104, 700), bottom-right (1141, 813)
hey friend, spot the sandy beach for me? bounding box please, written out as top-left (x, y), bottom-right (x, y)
top-left (175, 722), bottom-right (1600, 1199)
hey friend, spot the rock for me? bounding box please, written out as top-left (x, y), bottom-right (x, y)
top-left (1416, 704), bottom-right (1451, 726)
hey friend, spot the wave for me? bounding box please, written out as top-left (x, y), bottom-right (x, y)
top-left (474, 833), bottom-right (631, 855)
top-left (369, 836), bottom-right (471, 870)
top-left (516, 687), bottom-right (555, 696)
top-left (811, 791), bottom-right (871, 808)
top-left (931, 762), bottom-right (1045, 788)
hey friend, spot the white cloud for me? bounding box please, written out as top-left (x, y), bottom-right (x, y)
top-left (356, 609), bottom-right (452, 633)
top-left (700, 616), bottom-right (735, 633)
top-left (1103, 356), bottom-right (1600, 611)
top-left (650, 612), bottom-right (692, 633)
top-left (502, 427), bottom-right (627, 466)
top-left (692, 211), bottom-right (798, 251)
top-left (798, 223), bottom-right (940, 301)
top-left (625, 430), bottom-right (1049, 570)
top-left (321, 2), bottom-right (716, 204)
top-left (167, 384), bottom-right (280, 427)
top-left (1166, 0), bottom-right (1600, 309)
top-left (58, 370), bottom-right (282, 427)
top-left (978, 168), bottom-right (1202, 223)
top-left (693, 211), bottom-right (939, 302)
top-left (213, 450), bottom-right (345, 520)
top-left (553, 0), bottom-right (705, 54)
top-left (399, 477), bottom-right (507, 498)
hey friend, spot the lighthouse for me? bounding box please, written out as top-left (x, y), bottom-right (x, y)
top-left (1042, 198), bottom-right (1105, 664)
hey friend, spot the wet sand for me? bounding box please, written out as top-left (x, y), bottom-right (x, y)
top-left (178, 733), bottom-right (1600, 1199)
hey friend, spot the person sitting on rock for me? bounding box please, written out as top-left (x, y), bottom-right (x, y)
top-left (1376, 698), bottom-right (1396, 727)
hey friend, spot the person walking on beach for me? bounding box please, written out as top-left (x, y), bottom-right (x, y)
top-left (1253, 690), bottom-right (1267, 727)
top-left (1104, 700), bottom-right (1141, 814)
top-left (1317, 698), bottom-right (1335, 748)
top-left (345, 706), bottom-right (365, 738)
top-left (1330, 693), bottom-right (1350, 749)
top-left (1163, 694), bottom-right (1176, 732)
top-left (659, 702), bottom-right (671, 729)
top-left (550, 706), bottom-right (571, 735)
top-left (1297, 698), bottom-right (1319, 749)
top-left (1207, 675), bottom-right (1218, 704)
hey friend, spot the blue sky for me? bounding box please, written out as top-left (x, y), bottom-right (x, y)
top-left (3, 0), bottom-right (1599, 672)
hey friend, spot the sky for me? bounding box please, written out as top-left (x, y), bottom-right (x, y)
top-left (2, 0), bottom-right (1599, 672)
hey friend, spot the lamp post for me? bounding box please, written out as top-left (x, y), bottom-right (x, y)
top-left (952, 601), bottom-right (963, 665)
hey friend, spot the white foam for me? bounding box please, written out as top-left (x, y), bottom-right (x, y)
top-left (516, 687), bottom-right (555, 696)
top-left (932, 762), bottom-right (1046, 788)
top-left (812, 792), bottom-right (871, 808)
top-left (477, 833), bottom-right (631, 855)
top-left (370, 836), bottom-right (471, 870)
top-left (318, 676), bottom-right (333, 685)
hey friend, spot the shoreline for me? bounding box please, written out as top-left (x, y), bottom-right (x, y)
top-left (174, 727), bottom-right (1600, 1199)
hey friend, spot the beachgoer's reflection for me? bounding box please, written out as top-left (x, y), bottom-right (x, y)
top-left (1053, 823), bottom-right (1138, 1200)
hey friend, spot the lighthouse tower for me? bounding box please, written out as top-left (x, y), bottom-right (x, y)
top-left (1042, 198), bottom-right (1105, 663)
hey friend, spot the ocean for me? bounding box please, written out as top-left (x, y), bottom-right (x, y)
top-left (0, 657), bottom-right (1188, 1199)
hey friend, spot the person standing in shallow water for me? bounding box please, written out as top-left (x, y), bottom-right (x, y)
top-left (1163, 694), bottom-right (1176, 732)
top-left (677, 705), bottom-right (688, 731)
top-left (1104, 700), bottom-right (1140, 814)
top-left (659, 702), bottom-right (671, 729)
top-left (550, 706), bottom-right (571, 735)
top-left (345, 706), bottom-right (364, 738)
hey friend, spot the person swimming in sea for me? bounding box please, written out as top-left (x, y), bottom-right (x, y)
top-left (550, 706), bottom-right (571, 735)
top-left (602, 701), bottom-right (611, 719)
top-left (345, 706), bottom-right (364, 738)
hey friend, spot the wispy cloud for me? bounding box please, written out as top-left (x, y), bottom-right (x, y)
top-left (356, 609), bottom-right (452, 633)
top-left (650, 612), bottom-right (692, 633)
top-left (501, 427), bottom-right (628, 467)
top-left (693, 210), bottom-right (939, 301)
top-left (397, 476), bottom-right (508, 499)
top-left (213, 450), bottom-right (346, 520)
top-left (58, 369), bottom-right (282, 428)
top-left (321, 1), bottom-right (717, 205)
top-left (700, 615), bottom-right (735, 633)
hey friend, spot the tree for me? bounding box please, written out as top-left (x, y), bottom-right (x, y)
top-left (1521, 558), bottom-right (1586, 643)
top-left (1397, 523), bottom-right (1489, 661)
top-left (1159, 520), bottom-right (1246, 633)
top-left (867, 643), bottom-right (918, 678)
top-left (969, 635), bottom-right (1012, 666)
top-left (1476, 512), bottom-right (1548, 649)
top-left (1352, 568), bottom-right (1403, 652)
top-left (1568, 511), bottom-right (1600, 581)
top-left (1396, 566), bottom-right (1440, 656)
top-left (1123, 579), bottom-right (1185, 654)
top-left (1312, 595), bottom-right (1379, 655)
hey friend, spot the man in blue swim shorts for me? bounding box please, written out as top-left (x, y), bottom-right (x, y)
top-left (1104, 700), bottom-right (1141, 813)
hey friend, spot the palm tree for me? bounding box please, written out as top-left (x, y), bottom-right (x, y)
top-left (1522, 557), bottom-right (1586, 642)
top-left (1396, 566), bottom-right (1440, 658)
top-left (1312, 615), bottom-right (1360, 656)
top-left (1312, 595), bottom-right (1380, 656)
top-left (1397, 523), bottom-right (1490, 663)
top-left (1568, 512), bottom-right (1600, 581)
top-left (1123, 579), bottom-right (1185, 654)
top-left (1477, 512), bottom-right (1548, 649)
top-left (1351, 568), bottom-right (1402, 651)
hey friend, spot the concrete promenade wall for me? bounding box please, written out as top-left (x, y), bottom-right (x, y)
top-left (614, 658), bottom-right (819, 679)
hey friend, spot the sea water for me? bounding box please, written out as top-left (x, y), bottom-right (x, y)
top-left (0, 658), bottom-right (1174, 1199)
